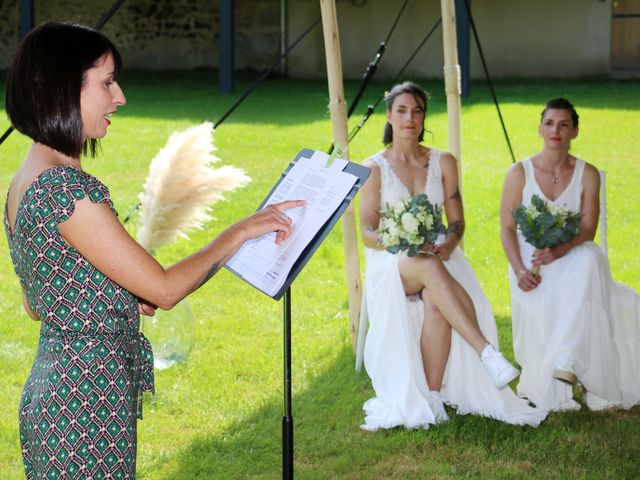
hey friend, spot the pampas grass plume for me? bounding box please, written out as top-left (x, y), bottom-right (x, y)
top-left (137, 122), bottom-right (250, 252)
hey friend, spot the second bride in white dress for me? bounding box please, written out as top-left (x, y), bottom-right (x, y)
top-left (358, 82), bottom-right (546, 431)
top-left (500, 98), bottom-right (640, 412)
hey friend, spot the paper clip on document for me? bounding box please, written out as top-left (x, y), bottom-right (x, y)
top-left (325, 145), bottom-right (349, 168)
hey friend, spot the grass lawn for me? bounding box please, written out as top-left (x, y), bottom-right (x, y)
top-left (1, 71), bottom-right (639, 479)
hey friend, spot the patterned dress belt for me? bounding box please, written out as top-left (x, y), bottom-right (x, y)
top-left (40, 323), bottom-right (155, 419)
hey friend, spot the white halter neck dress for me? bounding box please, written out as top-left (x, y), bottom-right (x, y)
top-left (509, 157), bottom-right (640, 411)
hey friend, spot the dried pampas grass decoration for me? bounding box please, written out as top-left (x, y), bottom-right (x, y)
top-left (137, 122), bottom-right (251, 252)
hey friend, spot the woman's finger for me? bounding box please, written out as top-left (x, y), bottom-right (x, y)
top-left (138, 302), bottom-right (156, 317)
top-left (436, 249), bottom-right (449, 261)
top-left (279, 212), bottom-right (290, 222)
top-left (275, 230), bottom-right (287, 245)
top-left (273, 199), bottom-right (305, 213)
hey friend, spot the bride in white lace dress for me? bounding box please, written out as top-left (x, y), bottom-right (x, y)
top-left (358, 82), bottom-right (546, 431)
top-left (500, 98), bottom-right (640, 412)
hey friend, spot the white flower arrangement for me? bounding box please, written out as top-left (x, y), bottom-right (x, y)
top-left (377, 194), bottom-right (445, 257)
top-left (512, 194), bottom-right (581, 274)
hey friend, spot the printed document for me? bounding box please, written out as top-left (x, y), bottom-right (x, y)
top-left (226, 150), bottom-right (358, 297)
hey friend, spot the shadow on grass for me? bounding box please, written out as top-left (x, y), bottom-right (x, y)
top-left (156, 344), bottom-right (640, 480)
top-left (494, 314), bottom-right (517, 360)
top-left (3, 72), bottom-right (635, 131)
top-left (118, 74), bottom-right (640, 127)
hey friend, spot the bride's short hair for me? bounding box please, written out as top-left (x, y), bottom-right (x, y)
top-left (541, 98), bottom-right (579, 128)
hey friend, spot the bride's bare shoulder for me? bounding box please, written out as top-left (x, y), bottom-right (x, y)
top-left (363, 149), bottom-right (387, 168)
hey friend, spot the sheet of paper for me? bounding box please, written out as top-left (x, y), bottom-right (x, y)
top-left (226, 151), bottom-right (357, 297)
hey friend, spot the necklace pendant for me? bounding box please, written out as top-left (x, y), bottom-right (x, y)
top-left (552, 177), bottom-right (559, 184)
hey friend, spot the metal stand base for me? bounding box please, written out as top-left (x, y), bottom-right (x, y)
top-left (283, 288), bottom-right (293, 479)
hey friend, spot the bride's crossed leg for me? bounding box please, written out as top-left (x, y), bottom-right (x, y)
top-left (400, 253), bottom-right (489, 355)
top-left (419, 289), bottom-right (451, 422)
top-left (399, 253), bottom-right (519, 390)
top-left (420, 289), bottom-right (450, 392)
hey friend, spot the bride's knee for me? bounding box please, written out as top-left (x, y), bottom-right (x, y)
top-left (400, 255), bottom-right (449, 290)
top-left (422, 258), bottom-right (449, 282)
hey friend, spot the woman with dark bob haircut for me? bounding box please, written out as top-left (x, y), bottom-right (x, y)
top-left (6, 21), bottom-right (123, 158)
top-left (358, 81), bottom-right (545, 431)
top-left (4, 22), bottom-right (302, 479)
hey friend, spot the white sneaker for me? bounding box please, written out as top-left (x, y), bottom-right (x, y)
top-left (429, 390), bottom-right (449, 423)
top-left (557, 399), bottom-right (582, 412)
top-left (480, 344), bottom-right (520, 389)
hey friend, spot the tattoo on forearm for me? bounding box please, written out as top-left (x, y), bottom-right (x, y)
top-left (198, 260), bottom-right (223, 288)
top-left (449, 189), bottom-right (462, 201)
top-left (446, 220), bottom-right (465, 240)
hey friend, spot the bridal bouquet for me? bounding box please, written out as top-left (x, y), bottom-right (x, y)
top-left (378, 194), bottom-right (445, 257)
top-left (512, 194), bottom-right (581, 274)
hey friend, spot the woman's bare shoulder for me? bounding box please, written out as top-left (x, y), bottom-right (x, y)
top-left (434, 148), bottom-right (455, 163)
top-left (581, 160), bottom-right (601, 189)
top-left (581, 160), bottom-right (600, 177)
top-left (433, 149), bottom-right (456, 171)
top-left (505, 161), bottom-right (525, 180)
top-left (363, 150), bottom-right (385, 168)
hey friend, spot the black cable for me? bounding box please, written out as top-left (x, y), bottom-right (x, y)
top-left (346, 42), bottom-right (385, 119)
top-left (1, 0), bottom-right (127, 147)
top-left (346, 0), bottom-right (410, 119)
top-left (348, 105), bottom-right (374, 143)
top-left (461, 0), bottom-right (516, 163)
top-left (347, 18), bottom-right (442, 144)
top-left (383, 0), bottom-right (410, 45)
top-left (94, 0), bottom-right (127, 31)
top-left (213, 15), bottom-right (322, 129)
top-left (0, 126), bottom-right (15, 145)
top-left (387, 18), bottom-right (442, 104)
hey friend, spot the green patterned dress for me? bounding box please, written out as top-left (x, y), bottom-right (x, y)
top-left (4, 165), bottom-right (154, 479)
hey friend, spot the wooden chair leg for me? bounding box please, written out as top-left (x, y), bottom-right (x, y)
top-left (355, 294), bottom-right (368, 372)
top-left (599, 170), bottom-right (608, 257)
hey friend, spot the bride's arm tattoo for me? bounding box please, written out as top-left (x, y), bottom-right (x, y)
top-left (446, 220), bottom-right (465, 240)
top-left (446, 189), bottom-right (464, 239)
top-left (449, 189), bottom-right (462, 201)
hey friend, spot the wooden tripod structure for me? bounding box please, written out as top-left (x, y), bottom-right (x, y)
top-left (319, 0), bottom-right (463, 347)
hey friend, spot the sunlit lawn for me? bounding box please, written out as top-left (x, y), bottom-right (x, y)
top-left (1, 71), bottom-right (638, 479)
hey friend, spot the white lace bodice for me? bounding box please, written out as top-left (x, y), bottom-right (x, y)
top-left (371, 148), bottom-right (445, 228)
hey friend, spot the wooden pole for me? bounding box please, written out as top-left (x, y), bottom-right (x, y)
top-left (440, 0), bottom-right (463, 197)
top-left (319, 0), bottom-right (362, 349)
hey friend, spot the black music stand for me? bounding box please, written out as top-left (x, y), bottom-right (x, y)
top-left (226, 149), bottom-right (370, 479)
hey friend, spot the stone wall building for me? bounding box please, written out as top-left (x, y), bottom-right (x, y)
top-left (0, 0), bottom-right (282, 71)
top-left (0, 0), bottom-right (638, 78)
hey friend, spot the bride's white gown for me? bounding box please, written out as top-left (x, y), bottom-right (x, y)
top-left (361, 150), bottom-right (546, 431)
top-left (509, 157), bottom-right (640, 411)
